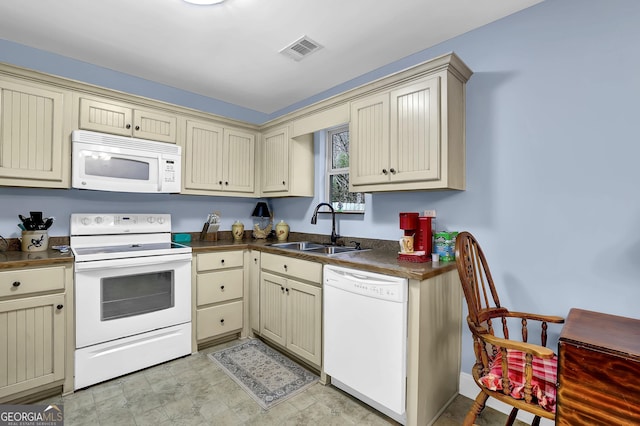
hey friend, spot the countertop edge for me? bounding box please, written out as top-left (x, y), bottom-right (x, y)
top-left (0, 240), bottom-right (457, 281)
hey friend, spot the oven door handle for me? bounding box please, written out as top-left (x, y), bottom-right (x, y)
top-left (75, 253), bottom-right (192, 271)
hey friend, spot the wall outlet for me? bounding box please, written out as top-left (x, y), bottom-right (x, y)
top-left (423, 209), bottom-right (436, 217)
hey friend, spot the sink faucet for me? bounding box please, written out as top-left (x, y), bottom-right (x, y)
top-left (311, 202), bottom-right (339, 245)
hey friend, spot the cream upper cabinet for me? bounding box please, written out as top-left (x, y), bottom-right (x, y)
top-left (350, 55), bottom-right (471, 192)
top-left (261, 126), bottom-right (290, 193)
top-left (349, 92), bottom-right (390, 186)
top-left (182, 119), bottom-right (256, 196)
top-left (261, 125), bottom-right (314, 197)
top-left (78, 96), bottom-right (178, 143)
top-left (0, 76), bottom-right (72, 188)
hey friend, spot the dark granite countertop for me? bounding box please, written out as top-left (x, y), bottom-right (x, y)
top-left (0, 232), bottom-right (456, 281)
top-left (0, 249), bottom-right (74, 270)
top-left (187, 237), bottom-right (456, 281)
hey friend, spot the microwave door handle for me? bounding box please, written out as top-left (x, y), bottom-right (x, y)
top-left (158, 158), bottom-right (164, 191)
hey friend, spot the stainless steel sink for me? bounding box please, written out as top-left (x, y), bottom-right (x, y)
top-left (270, 241), bottom-right (325, 250)
top-left (269, 241), bottom-right (369, 256)
top-left (304, 246), bottom-right (362, 255)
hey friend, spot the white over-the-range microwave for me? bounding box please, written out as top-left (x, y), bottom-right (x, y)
top-left (71, 130), bottom-right (181, 193)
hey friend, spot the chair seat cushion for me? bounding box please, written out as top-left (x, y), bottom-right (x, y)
top-left (479, 349), bottom-right (557, 413)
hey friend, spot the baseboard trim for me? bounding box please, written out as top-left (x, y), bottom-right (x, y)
top-left (458, 372), bottom-right (554, 426)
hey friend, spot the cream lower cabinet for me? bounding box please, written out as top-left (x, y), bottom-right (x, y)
top-left (77, 96), bottom-right (178, 143)
top-left (0, 264), bottom-right (73, 402)
top-left (248, 251), bottom-right (261, 333)
top-left (260, 125), bottom-right (314, 197)
top-left (194, 251), bottom-right (244, 347)
top-left (259, 253), bottom-right (322, 367)
top-left (182, 119), bottom-right (256, 196)
top-left (0, 75), bottom-right (72, 188)
top-left (350, 52), bottom-right (472, 192)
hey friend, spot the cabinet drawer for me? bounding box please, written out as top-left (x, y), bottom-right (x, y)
top-left (197, 251), bottom-right (243, 272)
top-left (197, 269), bottom-right (243, 306)
top-left (196, 300), bottom-right (243, 340)
top-left (261, 253), bottom-right (322, 283)
top-left (0, 267), bottom-right (65, 298)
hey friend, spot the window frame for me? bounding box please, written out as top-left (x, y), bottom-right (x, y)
top-left (324, 124), bottom-right (365, 214)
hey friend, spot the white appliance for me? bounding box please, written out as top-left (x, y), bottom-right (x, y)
top-left (71, 213), bottom-right (192, 389)
top-left (323, 265), bottom-right (408, 425)
top-left (72, 130), bottom-right (181, 193)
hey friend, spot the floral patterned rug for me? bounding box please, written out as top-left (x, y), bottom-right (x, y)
top-left (208, 339), bottom-right (319, 410)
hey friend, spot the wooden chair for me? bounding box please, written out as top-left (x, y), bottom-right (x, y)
top-left (454, 232), bottom-right (564, 426)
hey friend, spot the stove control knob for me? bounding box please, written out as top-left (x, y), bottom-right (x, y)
top-left (147, 217), bottom-right (155, 224)
top-left (81, 217), bottom-right (91, 225)
top-left (157, 217), bottom-right (165, 224)
top-left (95, 217), bottom-right (103, 224)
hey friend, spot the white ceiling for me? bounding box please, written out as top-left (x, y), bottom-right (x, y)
top-left (0, 0), bottom-right (542, 114)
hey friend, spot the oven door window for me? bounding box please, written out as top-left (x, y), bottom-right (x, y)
top-left (101, 271), bottom-right (174, 320)
top-left (85, 155), bottom-right (150, 180)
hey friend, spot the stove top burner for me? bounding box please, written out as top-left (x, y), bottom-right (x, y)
top-left (73, 242), bottom-right (189, 256)
top-left (70, 213), bottom-right (192, 262)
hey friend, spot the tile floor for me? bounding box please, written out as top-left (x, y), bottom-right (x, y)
top-left (37, 339), bottom-right (524, 425)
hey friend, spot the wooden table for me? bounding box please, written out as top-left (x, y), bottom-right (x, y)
top-left (556, 308), bottom-right (640, 425)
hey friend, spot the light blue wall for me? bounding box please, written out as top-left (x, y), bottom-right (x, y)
top-left (2, 0), bottom-right (639, 375)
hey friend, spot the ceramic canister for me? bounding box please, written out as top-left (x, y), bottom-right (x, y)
top-left (232, 221), bottom-right (244, 241)
top-left (21, 230), bottom-right (49, 252)
top-left (275, 220), bottom-right (290, 241)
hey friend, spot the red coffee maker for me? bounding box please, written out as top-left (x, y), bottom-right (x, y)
top-left (399, 212), bottom-right (432, 254)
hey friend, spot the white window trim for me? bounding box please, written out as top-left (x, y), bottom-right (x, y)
top-left (325, 125), bottom-right (365, 213)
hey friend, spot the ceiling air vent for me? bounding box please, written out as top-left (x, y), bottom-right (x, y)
top-left (279, 36), bottom-right (323, 61)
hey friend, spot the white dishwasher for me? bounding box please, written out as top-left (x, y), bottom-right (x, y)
top-left (323, 264), bottom-right (408, 424)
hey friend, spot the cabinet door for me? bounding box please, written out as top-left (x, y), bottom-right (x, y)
top-left (223, 128), bottom-right (255, 193)
top-left (184, 120), bottom-right (224, 191)
top-left (249, 251), bottom-right (261, 332)
top-left (286, 279), bottom-right (322, 366)
top-left (261, 126), bottom-right (290, 193)
top-left (79, 98), bottom-right (177, 143)
top-left (349, 93), bottom-right (390, 186)
top-left (0, 294), bottom-right (65, 400)
top-left (390, 77), bottom-right (441, 183)
top-left (259, 272), bottom-right (286, 346)
top-left (132, 108), bottom-right (177, 143)
top-left (79, 98), bottom-right (133, 137)
top-left (0, 78), bottom-right (70, 187)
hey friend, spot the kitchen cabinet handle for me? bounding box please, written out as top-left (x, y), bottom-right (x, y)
top-left (126, 124), bottom-right (131, 129)
top-left (12, 281), bottom-right (20, 287)
top-left (281, 286), bottom-right (285, 293)
top-left (382, 168), bottom-right (388, 175)
top-left (135, 125), bottom-right (140, 131)
top-left (220, 285), bottom-right (225, 291)
top-left (221, 259), bottom-right (225, 264)
top-left (285, 288), bottom-right (289, 295)
top-left (282, 181), bottom-right (286, 185)
top-left (224, 181), bottom-right (229, 186)
top-left (219, 180), bottom-right (223, 185)
top-left (390, 168), bottom-right (396, 174)
top-left (254, 258), bottom-right (258, 263)
top-left (220, 318), bottom-right (225, 325)
top-left (283, 264), bottom-right (288, 271)
top-left (56, 304), bottom-right (64, 310)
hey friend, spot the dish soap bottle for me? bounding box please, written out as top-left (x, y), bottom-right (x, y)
top-left (276, 220), bottom-right (289, 241)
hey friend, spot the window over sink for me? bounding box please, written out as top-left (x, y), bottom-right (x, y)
top-left (325, 125), bottom-right (365, 213)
